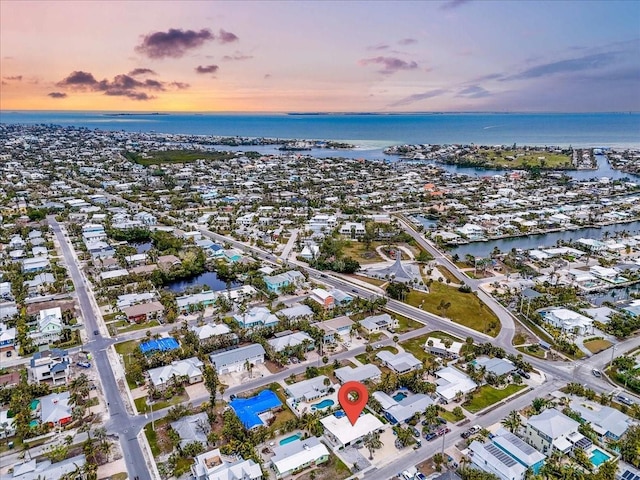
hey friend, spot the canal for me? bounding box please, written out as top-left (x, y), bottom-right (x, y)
top-left (165, 271), bottom-right (241, 294)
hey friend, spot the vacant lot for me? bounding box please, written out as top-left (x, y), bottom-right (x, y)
top-left (406, 283), bottom-right (500, 336)
top-left (583, 338), bottom-right (613, 354)
top-left (463, 384), bottom-right (526, 413)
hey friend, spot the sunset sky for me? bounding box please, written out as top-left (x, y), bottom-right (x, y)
top-left (1, 0), bottom-right (639, 112)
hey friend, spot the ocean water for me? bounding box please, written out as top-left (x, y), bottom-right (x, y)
top-left (1, 111), bottom-right (639, 148)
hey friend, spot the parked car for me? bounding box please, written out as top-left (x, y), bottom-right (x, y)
top-left (517, 369), bottom-right (531, 379)
top-left (412, 427), bottom-right (420, 438)
top-left (462, 425), bottom-right (482, 438)
top-left (76, 361), bottom-right (91, 368)
top-left (437, 417), bottom-right (447, 425)
top-left (592, 369), bottom-right (601, 378)
top-left (93, 330), bottom-right (99, 335)
top-left (6, 351), bottom-right (12, 357)
top-left (413, 441), bottom-right (422, 450)
top-left (425, 432), bottom-right (437, 441)
top-left (616, 394), bottom-right (634, 406)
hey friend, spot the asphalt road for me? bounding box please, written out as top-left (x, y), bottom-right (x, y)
top-left (48, 216), bottom-right (151, 480)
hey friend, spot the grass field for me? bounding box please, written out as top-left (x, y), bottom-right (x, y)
top-left (583, 338), bottom-right (613, 354)
top-left (342, 241), bottom-right (385, 264)
top-left (348, 274), bottom-right (387, 287)
top-left (438, 408), bottom-right (465, 423)
top-left (399, 335), bottom-right (434, 363)
top-left (388, 311), bottom-right (422, 333)
top-left (436, 266), bottom-right (461, 284)
top-left (405, 283), bottom-right (501, 336)
top-left (296, 453), bottom-right (351, 480)
top-left (356, 346), bottom-right (398, 365)
top-left (477, 149), bottom-right (572, 169)
top-left (463, 384), bottom-right (526, 413)
top-left (135, 394), bottom-right (188, 412)
top-left (516, 345), bottom-right (546, 359)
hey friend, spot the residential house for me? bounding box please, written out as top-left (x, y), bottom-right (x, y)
top-left (310, 288), bottom-right (334, 309)
top-left (122, 301), bottom-right (164, 323)
top-left (176, 291), bottom-right (217, 313)
top-left (425, 337), bottom-right (463, 359)
top-left (468, 440), bottom-right (527, 480)
top-left (320, 413), bottom-right (384, 450)
top-left (116, 292), bottom-right (156, 309)
top-left (376, 351), bottom-right (422, 374)
top-left (361, 313), bottom-right (398, 334)
top-left (0, 322), bottom-right (16, 352)
top-left (334, 364), bottom-right (381, 384)
top-left (313, 316), bottom-right (354, 344)
top-left (373, 391), bottom-right (434, 424)
top-left (285, 376), bottom-right (332, 403)
top-left (264, 270), bottom-right (305, 293)
top-left (22, 257), bottom-right (50, 273)
top-left (170, 412), bottom-right (209, 449)
top-left (268, 331), bottom-right (314, 353)
top-left (190, 322), bottom-right (233, 341)
top-left (271, 437), bottom-right (330, 478)
top-left (540, 308), bottom-right (594, 336)
top-left (570, 400), bottom-right (634, 441)
top-left (30, 307), bottom-right (64, 346)
top-left (234, 307), bottom-right (280, 329)
top-left (339, 222), bottom-right (366, 237)
top-left (490, 428), bottom-right (546, 475)
top-left (29, 349), bottom-right (71, 385)
top-left (3, 454), bottom-right (86, 480)
top-left (277, 304), bottom-right (314, 322)
top-left (38, 391), bottom-right (72, 426)
top-left (435, 366), bottom-right (477, 403)
top-left (474, 357), bottom-right (517, 377)
top-left (148, 357), bottom-right (204, 390)
top-left (0, 409), bottom-right (15, 438)
top-left (329, 288), bottom-right (353, 305)
top-left (524, 408), bottom-right (583, 455)
top-left (209, 344), bottom-right (265, 375)
top-left (192, 448), bottom-right (263, 480)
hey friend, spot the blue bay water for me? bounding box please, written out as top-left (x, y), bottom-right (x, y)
top-left (1, 111), bottom-right (639, 148)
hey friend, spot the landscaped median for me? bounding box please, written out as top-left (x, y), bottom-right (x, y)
top-left (462, 384), bottom-right (527, 414)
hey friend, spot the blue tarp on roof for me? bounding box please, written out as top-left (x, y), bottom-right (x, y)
top-left (139, 338), bottom-right (179, 354)
top-left (230, 389), bottom-right (282, 429)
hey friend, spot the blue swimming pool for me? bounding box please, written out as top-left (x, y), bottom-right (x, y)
top-left (590, 448), bottom-right (611, 466)
top-left (393, 392), bottom-right (407, 402)
top-left (334, 410), bottom-right (345, 418)
top-left (312, 399), bottom-right (335, 410)
top-left (280, 433), bottom-right (302, 446)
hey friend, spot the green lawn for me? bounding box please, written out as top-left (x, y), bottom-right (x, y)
top-left (356, 346), bottom-right (398, 365)
top-left (463, 384), bottom-right (526, 413)
top-left (135, 394), bottom-right (189, 412)
top-left (405, 283), bottom-right (501, 336)
top-left (516, 345), bottom-right (546, 359)
top-left (387, 311), bottom-right (422, 333)
top-left (342, 241), bottom-right (385, 264)
top-left (399, 335), bottom-right (434, 363)
top-left (436, 266), bottom-right (461, 284)
top-left (114, 340), bottom-right (142, 389)
top-left (144, 417), bottom-right (171, 456)
top-left (348, 274), bottom-right (387, 287)
top-left (438, 408), bottom-right (465, 423)
top-left (583, 339), bottom-right (613, 354)
top-left (117, 320), bottom-right (160, 333)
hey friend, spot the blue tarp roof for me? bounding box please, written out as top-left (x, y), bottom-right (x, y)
top-left (230, 389), bottom-right (282, 429)
top-left (139, 338), bottom-right (179, 354)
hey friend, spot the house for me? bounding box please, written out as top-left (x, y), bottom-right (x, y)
top-left (5, 454), bottom-right (86, 480)
top-left (264, 270), bottom-right (305, 293)
top-left (29, 307), bottom-right (64, 346)
top-left (192, 448), bottom-right (263, 480)
top-left (376, 351), bottom-right (422, 374)
top-left (300, 244), bottom-right (320, 260)
top-left (122, 301), bottom-right (164, 323)
top-left (320, 413), bottom-right (384, 450)
top-left (490, 428), bottom-right (546, 474)
top-left (99, 269), bottom-right (129, 281)
top-left (474, 357), bottom-right (517, 377)
top-left (310, 288), bottom-right (334, 309)
top-left (334, 364), bottom-right (381, 384)
top-left (38, 391), bottom-right (72, 426)
top-left (524, 408), bottom-right (582, 455)
top-left (0, 322), bottom-right (16, 352)
top-left (234, 306), bottom-right (279, 329)
top-left (285, 376), bottom-right (332, 403)
top-left (435, 366), bottom-right (477, 403)
top-left (0, 409), bottom-right (15, 438)
top-left (191, 322), bottom-right (233, 341)
top-left (271, 437), bottom-right (330, 478)
top-left (0, 302), bottom-right (18, 321)
top-left (373, 391), bottom-right (434, 424)
top-left (148, 357), bottom-right (204, 390)
top-left (425, 337), bottom-right (463, 359)
top-left (209, 344), bottom-right (265, 375)
top-left (361, 313), bottom-right (398, 333)
top-left (314, 316), bottom-right (354, 344)
top-left (540, 308), bottom-right (594, 336)
top-left (339, 222), bottom-right (366, 237)
top-left (468, 439), bottom-right (527, 480)
top-left (229, 389), bottom-right (282, 429)
top-left (170, 412), bottom-right (210, 449)
top-left (133, 212), bottom-right (157, 225)
top-left (277, 304), bottom-right (314, 322)
top-left (268, 331), bottom-right (314, 353)
top-left (570, 400), bottom-right (634, 441)
top-left (116, 292), bottom-right (156, 309)
top-left (329, 288), bottom-right (353, 305)
top-left (29, 349), bottom-right (71, 385)
top-left (22, 257), bottom-right (50, 273)
top-left (176, 291), bottom-right (217, 313)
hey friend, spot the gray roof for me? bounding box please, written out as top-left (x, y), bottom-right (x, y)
top-left (3, 455), bottom-right (85, 480)
top-left (209, 344), bottom-right (265, 368)
top-left (335, 364), bottom-right (381, 383)
top-left (286, 376), bottom-right (329, 400)
top-left (376, 350), bottom-right (422, 372)
top-left (492, 427), bottom-right (545, 467)
top-left (527, 408), bottom-right (579, 439)
top-left (570, 401), bottom-right (632, 438)
top-left (474, 356), bottom-right (516, 376)
top-left (170, 412), bottom-right (209, 449)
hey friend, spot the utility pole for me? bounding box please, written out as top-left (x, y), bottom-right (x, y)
top-left (609, 345), bottom-right (616, 370)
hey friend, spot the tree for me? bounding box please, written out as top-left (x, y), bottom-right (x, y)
top-left (501, 410), bottom-right (522, 433)
top-left (386, 281), bottom-right (410, 300)
top-left (363, 431), bottom-right (383, 460)
top-left (619, 424), bottom-right (640, 467)
top-left (531, 397), bottom-right (548, 414)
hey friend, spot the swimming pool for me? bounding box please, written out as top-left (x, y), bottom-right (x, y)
top-left (590, 448), bottom-right (611, 466)
top-left (311, 399), bottom-right (335, 410)
top-left (280, 433), bottom-right (302, 446)
top-left (393, 392), bottom-right (407, 402)
top-left (334, 410), bottom-right (345, 418)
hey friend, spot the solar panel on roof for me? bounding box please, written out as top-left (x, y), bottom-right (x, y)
top-left (502, 431), bottom-right (538, 456)
top-left (622, 470), bottom-right (640, 480)
top-left (486, 443), bottom-right (517, 467)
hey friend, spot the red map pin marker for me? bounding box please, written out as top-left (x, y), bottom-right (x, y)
top-left (338, 381), bottom-right (369, 426)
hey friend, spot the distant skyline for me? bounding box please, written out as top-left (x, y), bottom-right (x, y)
top-left (1, 0), bottom-right (639, 112)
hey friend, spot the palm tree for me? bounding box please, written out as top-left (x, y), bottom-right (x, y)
top-left (363, 431), bottom-right (383, 460)
top-left (501, 410), bottom-right (522, 433)
top-left (531, 397), bottom-right (548, 414)
top-left (423, 405), bottom-right (439, 429)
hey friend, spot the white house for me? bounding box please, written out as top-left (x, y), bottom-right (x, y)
top-left (271, 437), bottom-right (329, 478)
top-left (30, 307), bottom-right (64, 345)
top-left (376, 351), bottom-right (422, 374)
top-left (525, 408), bottom-right (582, 455)
top-left (190, 322), bottom-right (232, 341)
top-left (192, 448), bottom-right (262, 480)
top-left (435, 366), bottom-right (477, 402)
top-left (469, 440), bottom-right (527, 480)
top-left (148, 357), bottom-right (204, 389)
top-left (209, 344), bottom-right (265, 375)
top-left (540, 308), bottom-right (594, 336)
top-left (29, 349), bottom-right (71, 385)
top-left (425, 337), bottom-right (463, 359)
top-left (320, 413), bottom-right (384, 450)
top-left (285, 376), bottom-right (332, 403)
